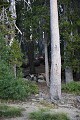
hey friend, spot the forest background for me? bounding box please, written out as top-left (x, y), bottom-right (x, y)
top-left (0, 0), bottom-right (80, 101)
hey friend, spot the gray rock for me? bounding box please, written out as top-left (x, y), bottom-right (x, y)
top-left (76, 96), bottom-right (80, 103)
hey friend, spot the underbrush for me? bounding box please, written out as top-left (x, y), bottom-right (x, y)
top-left (62, 81), bottom-right (80, 95)
top-left (0, 78), bottom-right (38, 100)
top-left (29, 109), bottom-right (70, 120)
top-left (0, 34), bottom-right (38, 101)
top-left (0, 104), bottom-right (22, 118)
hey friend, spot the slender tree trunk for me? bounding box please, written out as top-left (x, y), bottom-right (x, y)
top-left (65, 67), bottom-right (73, 83)
top-left (43, 32), bottom-right (50, 87)
top-left (13, 64), bottom-right (17, 79)
top-left (2, 7), bottom-right (5, 25)
top-left (9, 0), bottom-right (16, 46)
top-left (38, 21), bottom-right (44, 56)
top-left (7, 0), bottom-right (17, 78)
top-left (9, 0), bottom-right (17, 78)
top-left (50, 0), bottom-right (61, 100)
top-left (9, 0), bottom-right (16, 22)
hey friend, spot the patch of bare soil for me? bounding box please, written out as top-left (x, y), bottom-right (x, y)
top-left (1, 81), bottom-right (80, 120)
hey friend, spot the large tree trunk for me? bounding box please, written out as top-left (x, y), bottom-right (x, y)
top-left (50, 0), bottom-right (61, 101)
top-left (43, 32), bottom-right (50, 87)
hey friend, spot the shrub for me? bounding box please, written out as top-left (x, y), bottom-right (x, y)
top-left (29, 109), bottom-right (70, 120)
top-left (0, 77), bottom-right (38, 100)
top-left (0, 61), bottom-right (14, 80)
top-left (0, 33), bottom-right (38, 101)
top-left (0, 57), bottom-right (38, 101)
top-left (62, 82), bottom-right (80, 95)
top-left (0, 104), bottom-right (22, 117)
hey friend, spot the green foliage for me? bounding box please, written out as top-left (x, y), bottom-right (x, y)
top-left (0, 0), bottom-right (9, 8)
top-left (0, 33), bottom-right (23, 77)
top-left (0, 104), bottom-right (22, 117)
top-left (0, 78), bottom-right (38, 100)
top-left (0, 56), bottom-right (38, 101)
top-left (0, 33), bottom-right (22, 65)
top-left (59, 0), bottom-right (80, 73)
top-left (62, 82), bottom-right (80, 95)
top-left (17, 0), bottom-right (50, 40)
top-left (27, 81), bottom-right (38, 94)
top-left (16, 67), bottom-right (23, 78)
top-left (0, 30), bottom-right (38, 101)
top-left (63, 34), bottom-right (80, 72)
top-left (0, 1), bottom-right (39, 101)
top-left (29, 109), bottom-right (70, 120)
top-left (9, 40), bottom-right (23, 77)
top-left (0, 33), bottom-right (10, 63)
top-left (10, 40), bottom-right (23, 67)
top-left (0, 61), bottom-right (14, 80)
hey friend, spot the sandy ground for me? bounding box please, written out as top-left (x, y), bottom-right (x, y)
top-left (1, 81), bottom-right (80, 120)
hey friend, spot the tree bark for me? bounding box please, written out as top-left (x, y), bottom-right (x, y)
top-left (50, 0), bottom-right (61, 100)
top-left (13, 64), bottom-right (17, 79)
top-left (44, 32), bottom-right (50, 87)
top-left (9, 0), bottom-right (16, 46)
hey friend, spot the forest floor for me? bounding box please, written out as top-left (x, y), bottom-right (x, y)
top-left (1, 80), bottom-right (80, 120)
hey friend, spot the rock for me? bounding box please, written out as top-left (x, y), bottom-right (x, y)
top-left (39, 98), bottom-right (44, 101)
top-left (31, 103), bottom-right (35, 105)
top-left (35, 94), bottom-right (39, 97)
top-left (32, 99), bottom-right (38, 102)
top-left (76, 96), bottom-right (80, 103)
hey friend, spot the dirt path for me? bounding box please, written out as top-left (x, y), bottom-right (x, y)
top-left (1, 81), bottom-right (80, 120)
